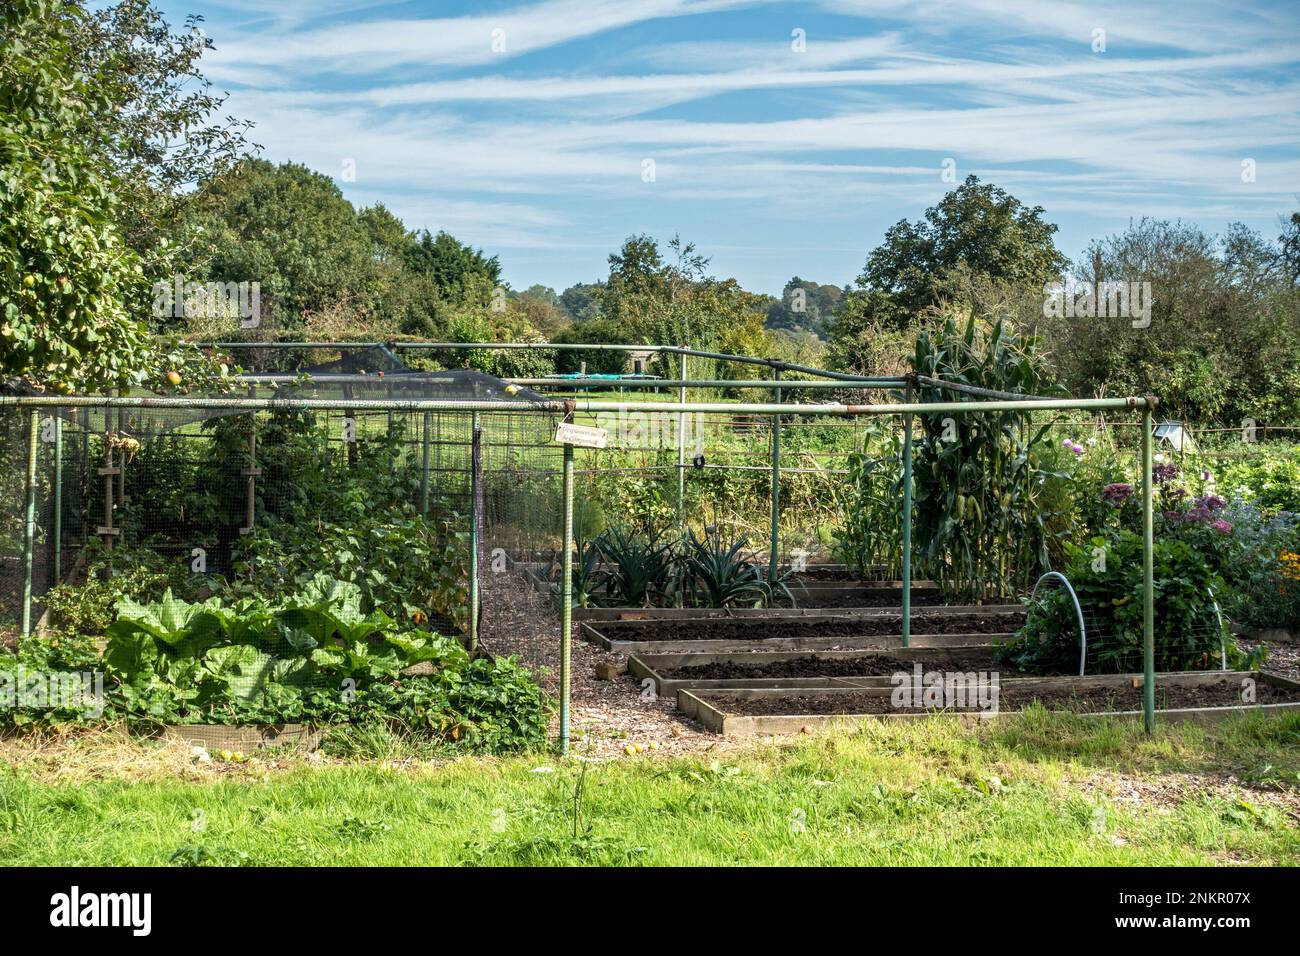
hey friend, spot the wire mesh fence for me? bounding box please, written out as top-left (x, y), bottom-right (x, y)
top-left (0, 370), bottom-right (565, 747)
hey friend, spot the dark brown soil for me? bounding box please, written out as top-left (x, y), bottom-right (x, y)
top-left (598, 611), bottom-right (1026, 643)
top-left (718, 678), bottom-right (1298, 716)
top-left (662, 652), bottom-right (1011, 680)
top-left (787, 567), bottom-right (872, 583)
top-left (778, 588), bottom-right (942, 609)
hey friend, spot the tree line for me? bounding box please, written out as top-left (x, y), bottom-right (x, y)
top-left (3, 1), bottom-right (1299, 426)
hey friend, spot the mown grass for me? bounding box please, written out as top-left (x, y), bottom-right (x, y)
top-left (2, 708), bottom-right (1298, 866)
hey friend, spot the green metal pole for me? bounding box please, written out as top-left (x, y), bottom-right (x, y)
top-left (677, 351), bottom-right (687, 522)
top-left (560, 440), bottom-right (575, 756)
top-left (901, 379), bottom-right (914, 648)
top-left (769, 367), bottom-right (781, 584)
top-left (1141, 405), bottom-right (1156, 732)
top-left (420, 409), bottom-right (432, 517)
top-left (468, 413), bottom-right (481, 652)
top-left (21, 411), bottom-right (38, 638)
top-left (53, 414), bottom-right (63, 583)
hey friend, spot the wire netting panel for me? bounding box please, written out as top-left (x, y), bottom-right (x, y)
top-left (0, 390), bottom-right (564, 745)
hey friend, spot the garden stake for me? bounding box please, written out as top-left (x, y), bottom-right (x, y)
top-left (469, 414), bottom-right (481, 652)
top-left (420, 409), bottom-right (432, 517)
top-left (53, 413), bottom-right (62, 583)
top-left (21, 410), bottom-right (38, 639)
top-left (1142, 403), bottom-right (1157, 732)
top-left (901, 378), bottom-right (914, 648)
top-left (560, 439), bottom-right (575, 755)
top-left (769, 366), bottom-right (781, 584)
top-left (677, 350), bottom-right (687, 529)
top-left (98, 399), bottom-right (116, 551)
top-left (116, 405), bottom-right (126, 508)
top-left (241, 386), bottom-right (259, 535)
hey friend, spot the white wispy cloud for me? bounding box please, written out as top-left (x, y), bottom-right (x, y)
top-left (194, 0), bottom-right (1300, 288)
top-left (206, 0), bottom-right (763, 75)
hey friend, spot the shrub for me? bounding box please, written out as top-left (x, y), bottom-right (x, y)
top-left (1000, 531), bottom-right (1252, 674)
top-left (1219, 502), bottom-right (1300, 631)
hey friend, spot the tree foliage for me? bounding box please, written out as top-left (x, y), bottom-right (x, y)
top-left (1, 0), bottom-right (151, 391)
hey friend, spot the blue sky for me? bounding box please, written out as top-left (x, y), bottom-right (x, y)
top-left (143, 0), bottom-right (1299, 295)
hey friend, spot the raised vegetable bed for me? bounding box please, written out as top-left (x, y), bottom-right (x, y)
top-left (514, 557), bottom-right (947, 616)
top-left (581, 607), bottom-right (1024, 654)
top-left (629, 646), bottom-right (1008, 695)
top-left (677, 671), bottom-right (1300, 735)
top-left (163, 723), bottom-right (325, 751)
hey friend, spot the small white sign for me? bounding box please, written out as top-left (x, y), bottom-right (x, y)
top-left (555, 422), bottom-right (607, 448)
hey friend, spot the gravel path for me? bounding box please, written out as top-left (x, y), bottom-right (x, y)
top-left (477, 569), bottom-right (737, 758)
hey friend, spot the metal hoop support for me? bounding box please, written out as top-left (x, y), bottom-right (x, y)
top-left (1208, 587), bottom-right (1229, 672)
top-left (1032, 571), bottom-right (1088, 676)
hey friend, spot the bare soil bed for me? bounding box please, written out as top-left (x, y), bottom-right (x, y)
top-left (776, 589), bottom-right (941, 609)
top-left (595, 611), bottom-right (1025, 644)
top-left (661, 651), bottom-right (1015, 680)
top-left (719, 678), bottom-right (1297, 716)
top-left (786, 567), bottom-right (870, 583)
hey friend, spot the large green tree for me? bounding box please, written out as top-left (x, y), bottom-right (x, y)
top-left (64, 0), bottom-right (255, 299)
top-left (1, 0), bottom-right (150, 391)
top-left (828, 176), bottom-right (1068, 373)
top-left (405, 230), bottom-right (501, 306)
top-left (765, 277), bottom-right (842, 338)
top-left (1039, 217), bottom-right (1300, 424)
top-left (194, 160), bottom-right (382, 335)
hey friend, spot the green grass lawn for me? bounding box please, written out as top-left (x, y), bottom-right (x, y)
top-left (2, 708), bottom-right (1298, 866)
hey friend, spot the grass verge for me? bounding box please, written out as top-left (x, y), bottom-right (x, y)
top-left (2, 707), bottom-right (1298, 866)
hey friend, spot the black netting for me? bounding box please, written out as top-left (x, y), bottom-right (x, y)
top-left (0, 371), bottom-right (563, 746)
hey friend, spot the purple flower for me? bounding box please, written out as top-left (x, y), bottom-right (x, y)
top-left (1196, 494), bottom-right (1226, 511)
top-left (1153, 463), bottom-right (1179, 485)
top-left (1062, 438), bottom-right (1073, 448)
top-left (1162, 510), bottom-right (1183, 522)
top-left (1102, 483), bottom-right (1134, 505)
top-left (1186, 507), bottom-right (1211, 522)
top-left (1071, 443), bottom-right (1085, 455)
top-left (1211, 519), bottom-right (1233, 534)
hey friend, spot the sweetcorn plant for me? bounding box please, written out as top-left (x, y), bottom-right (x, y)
top-left (833, 417), bottom-right (903, 577)
top-left (911, 315), bottom-right (1071, 602)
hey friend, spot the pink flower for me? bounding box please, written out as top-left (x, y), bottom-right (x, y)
top-left (1211, 519), bottom-right (1233, 534)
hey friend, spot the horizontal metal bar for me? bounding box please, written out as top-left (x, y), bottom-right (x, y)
top-left (0, 394), bottom-right (1152, 416)
top-left (574, 397), bottom-right (1151, 415)
top-left (519, 378), bottom-right (898, 389)
top-left (915, 375), bottom-right (1063, 403)
top-left (185, 339), bottom-right (907, 382)
top-left (0, 395), bottom-right (568, 413)
top-left (230, 373), bottom-right (898, 389)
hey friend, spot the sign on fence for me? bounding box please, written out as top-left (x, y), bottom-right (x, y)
top-left (554, 422), bottom-right (608, 448)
